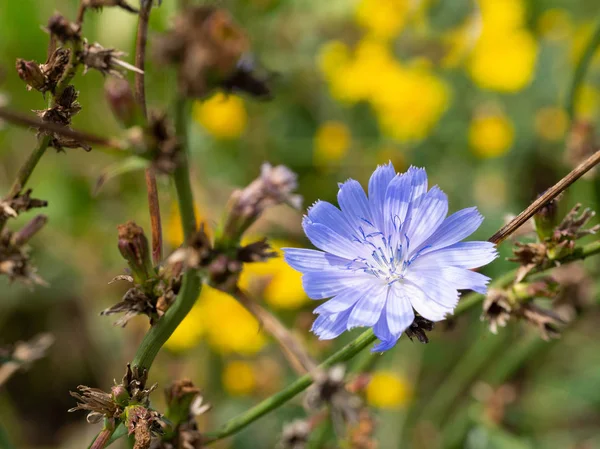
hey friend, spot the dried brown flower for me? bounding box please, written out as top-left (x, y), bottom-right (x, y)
top-left (117, 221), bottom-right (155, 284)
top-left (125, 405), bottom-right (163, 449)
top-left (404, 315), bottom-right (434, 343)
top-left (46, 13), bottom-right (81, 43)
top-left (482, 289), bottom-right (513, 334)
top-left (154, 6), bottom-right (250, 98)
top-left (69, 385), bottom-right (121, 424)
top-left (237, 238), bottom-right (277, 263)
top-left (0, 189), bottom-right (47, 221)
top-left (82, 42), bottom-right (143, 77)
top-left (15, 59), bottom-right (47, 92)
top-left (101, 283), bottom-right (156, 327)
top-left (142, 112), bottom-right (182, 174)
top-left (279, 420), bottom-right (311, 449)
top-left (40, 48), bottom-right (71, 92)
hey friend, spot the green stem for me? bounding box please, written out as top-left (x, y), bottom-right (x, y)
top-left (6, 135), bottom-right (52, 199)
top-left (203, 329), bottom-right (378, 444)
top-left (566, 14), bottom-right (600, 121)
top-left (131, 99), bottom-right (201, 372)
top-left (0, 421), bottom-right (16, 449)
top-left (88, 427), bottom-right (115, 449)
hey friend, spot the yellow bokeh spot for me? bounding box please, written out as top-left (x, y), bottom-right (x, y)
top-left (575, 84), bottom-right (600, 120)
top-left (469, 113), bottom-right (515, 158)
top-left (193, 93), bottom-right (247, 139)
top-left (314, 121), bottom-right (351, 165)
top-left (201, 285), bottom-right (266, 354)
top-left (366, 371), bottom-right (412, 409)
top-left (537, 8), bottom-right (572, 41)
top-left (318, 40), bottom-right (351, 81)
top-left (469, 29), bottom-right (538, 92)
top-left (222, 360), bottom-right (256, 396)
top-left (534, 107), bottom-right (568, 142)
top-left (165, 303), bottom-right (204, 352)
top-left (354, 0), bottom-right (410, 41)
top-left (478, 0), bottom-right (526, 33)
top-left (165, 202), bottom-right (207, 248)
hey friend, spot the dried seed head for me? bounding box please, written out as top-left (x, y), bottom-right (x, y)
top-left (223, 163), bottom-right (301, 240)
top-left (40, 47), bottom-right (71, 91)
top-left (69, 385), bottom-right (121, 424)
top-left (154, 6), bottom-right (250, 98)
top-left (280, 420), bottom-right (311, 449)
top-left (101, 285), bottom-right (156, 327)
top-left (404, 315), bottom-right (435, 343)
top-left (482, 289), bottom-right (513, 334)
top-left (46, 13), bottom-right (81, 43)
top-left (82, 42), bottom-right (142, 77)
top-left (122, 363), bottom-right (157, 404)
top-left (125, 405), bottom-right (163, 449)
top-left (0, 219), bottom-right (48, 286)
top-left (0, 189), bottom-right (47, 221)
top-left (144, 113), bottom-right (182, 174)
top-left (15, 59), bottom-right (48, 92)
top-left (236, 238), bottom-right (277, 263)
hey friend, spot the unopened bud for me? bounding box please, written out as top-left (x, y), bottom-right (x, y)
top-left (16, 59), bottom-right (47, 92)
top-left (117, 221), bottom-right (155, 284)
top-left (11, 215), bottom-right (48, 247)
top-left (534, 196), bottom-right (559, 241)
top-left (165, 379), bottom-right (201, 426)
top-left (46, 13), bottom-right (80, 43)
top-left (111, 385), bottom-right (130, 407)
top-left (104, 78), bottom-right (142, 128)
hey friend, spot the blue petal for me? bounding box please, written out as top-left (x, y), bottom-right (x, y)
top-left (410, 241), bottom-right (498, 270)
top-left (306, 200), bottom-right (355, 238)
top-left (418, 207), bottom-right (484, 254)
top-left (346, 283), bottom-right (387, 329)
top-left (404, 186), bottom-right (448, 252)
top-left (386, 286), bottom-right (415, 335)
top-left (313, 286), bottom-right (366, 314)
top-left (406, 166), bottom-right (428, 209)
top-left (283, 248), bottom-right (350, 273)
top-left (384, 173), bottom-right (413, 237)
top-left (401, 281), bottom-right (453, 321)
top-left (337, 179), bottom-right (373, 231)
top-left (372, 312), bottom-right (399, 352)
top-left (405, 271), bottom-right (459, 310)
top-left (368, 162), bottom-right (396, 230)
top-left (302, 220), bottom-right (358, 260)
top-left (429, 267), bottom-right (491, 294)
top-left (302, 271), bottom-right (371, 299)
top-left (312, 309), bottom-right (352, 340)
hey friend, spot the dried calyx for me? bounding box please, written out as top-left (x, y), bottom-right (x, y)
top-left (16, 48), bottom-right (70, 94)
top-left (0, 215), bottom-right (48, 286)
top-left (0, 189), bottom-right (47, 221)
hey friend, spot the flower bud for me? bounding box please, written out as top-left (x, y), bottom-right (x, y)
top-left (104, 78), bottom-right (142, 128)
top-left (533, 196), bottom-right (559, 241)
top-left (165, 379), bottom-right (202, 426)
top-left (117, 221), bottom-right (155, 284)
top-left (111, 384), bottom-right (130, 407)
top-left (15, 59), bottom-right (47, 92)
top-left (11, 215), bottom-right (48, 247)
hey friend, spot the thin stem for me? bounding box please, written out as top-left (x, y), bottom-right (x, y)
top-left (233, 286), bottom-right (317, 374)
top-left (6, 135), bottom-right (51, 199)
top-left (489, 149), bottom-right (600, 244)
top-left (132, 98), bottom-right (201, 372)
top-left (203, 329), bottom-right (378, 444)
top-left (88, 428), bottom-right (115, 449)
top-left (566, 15), bottom-right (600, 121)
top-left (134, 0), bottom-right (163, 266)
top-left (0, 107), bottom-right (126, 150)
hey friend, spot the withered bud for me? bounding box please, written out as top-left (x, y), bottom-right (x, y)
top-left (154, 6), bottom-right (250, 98)
top-left (0, 189), bottom-right (47, 221)
top-left (509, 242), bottom-right (548, 283)
top-left (101, 285), bottom-right (155, 327)
top-left (482, 289), bottom-right (513, 334)
top-left (237, 238), bottom-right (277, 263)
top-left (208, 254), bottom-right (242, 292)
top-left (125, 405), bottom-right (163, 449)
top-left (280, 420), bottom-right (311, 449)
top-left (519, 303), bottom-right (566, 341)
top-left (404, 315), bottom-right (434, 343)
top-left (40, 47), bottom-right (71, 91)
top-left (165, 379), bottom-right (207, 426)
top-left (223, 163), bottom-right (302, 241)
top-left (83, 0), bottom-right (139, 13)
top-left (0, 227), bottom-right (47, 286)
top-left (104, 78), bottom-right (142, 128)
top-left (552, 204), bottom-right (600, 246)
top-left (533, 196), bottom-right (560, 241)
top-left (11, 215), bottom-right (48, 247)
top-left (69, 385), bottom-right (121, 424)
top-left (56, 85), bottom-right (81, 112)
top-left (46, 13), bottom-right (80, 43)
top-left (82, 42), bottom-right (143, 77)
top-left (15, 59), bottom-right (47, 92)
top-left (117, 221), bottom-right (155, 284)
top-left (122, 363), bottom-right (157, 404)
top-left (144, 113), bottom-right (182, 174)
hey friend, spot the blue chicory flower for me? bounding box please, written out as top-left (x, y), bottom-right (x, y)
top-left (283, 163), bottom-right (498, 351)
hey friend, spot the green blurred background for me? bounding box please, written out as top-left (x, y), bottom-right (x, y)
top-left (1, 0), bottom-right (600, 448)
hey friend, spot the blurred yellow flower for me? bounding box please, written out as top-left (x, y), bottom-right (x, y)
top-left (193, 93), bottom-right (247, 139)
top-left (536, 8), bottom-right (572, 41)
top-left (354, 0), bottom-right (410, 41)
top-left (165, 202), bottom-right (206, 248)
top-left (372, 61), bottom-right (449, 141)
top-left (468, 30), bottom-right (538, 92)
top-left (469, 113), bottom-right (515, 158)
top-left (478, 0), bottom-right (526, 33)
top-left (165, 303), bottom-right (204, 352)
top-left (575, 84), bottom-right (600, 120)
top-left (366, 371), bottom-right (412, 408)
top-left (222, 360), bottom-right (256, 396)
top-left (535, 107), bottom-right (568, 142)
top-left (314, 121), bottom-right (351, 165)
top-left (201, 285), bottom-right (266, 354)
top-left (318, 40), bottom-right (351, 81)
